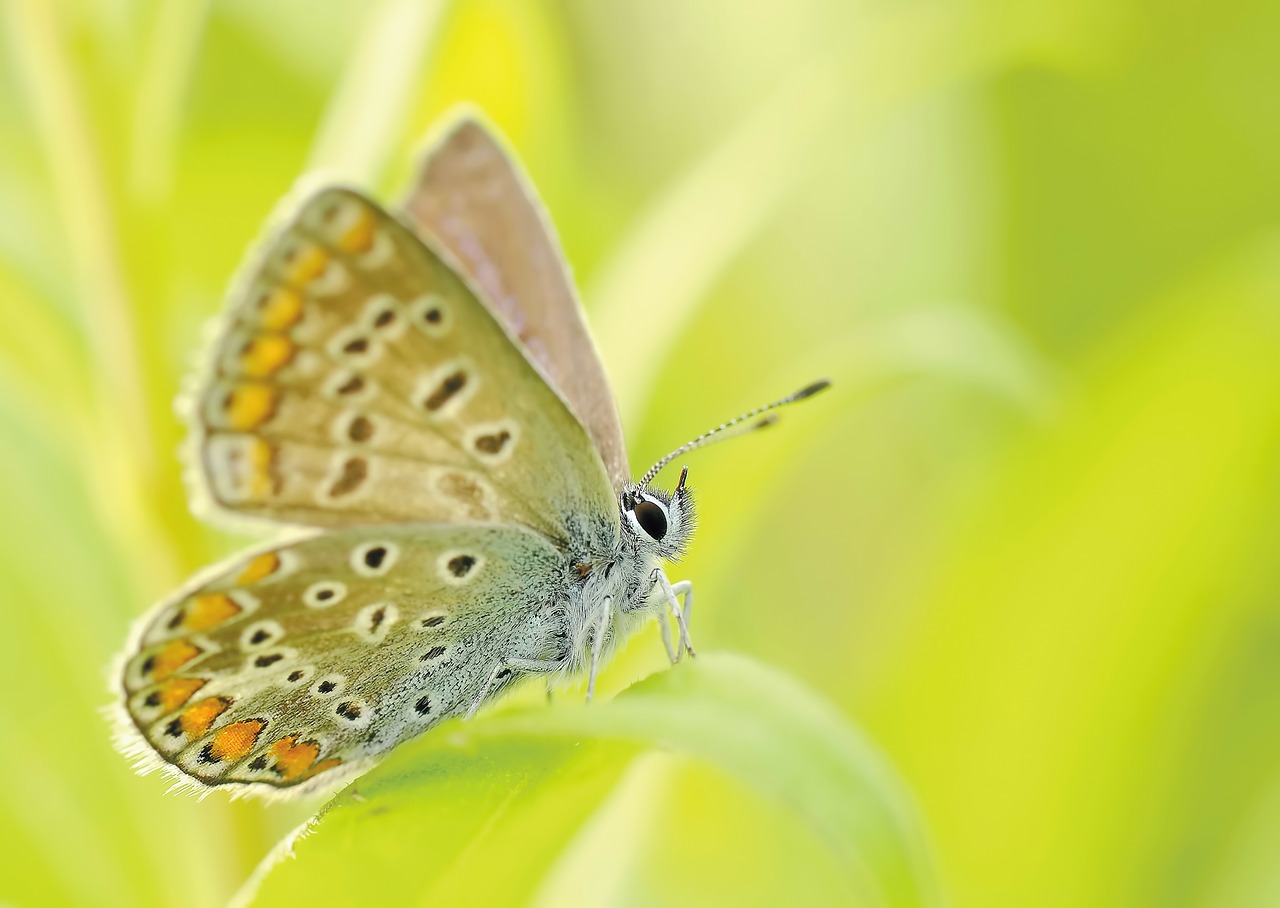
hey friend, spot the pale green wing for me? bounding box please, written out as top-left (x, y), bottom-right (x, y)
top-left (192, 187), bottom-right (616, 545)
top-left (117, 524), bottom-right (568, 796)
top-left (403, 116), bottom-right (631, 490)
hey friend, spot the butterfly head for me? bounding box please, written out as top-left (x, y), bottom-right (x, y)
top-left (619, 380), bottom-right (831, 562)
top-left (621, 466), bottom-right (695, 561)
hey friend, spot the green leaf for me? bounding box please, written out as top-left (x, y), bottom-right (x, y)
top-left (239, 654), bottom-right (939, 907)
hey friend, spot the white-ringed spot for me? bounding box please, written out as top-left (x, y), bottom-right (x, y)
top-left (309, 674), bottom-right (346, 698)
top-left (413, 358), bottom-right (477, 418)
top-left (322, 455), bottom-right (370, 500)
top-left (353, 601), bottom-right (398, 644)
top-left (322, 370), bottom-right (377, 405)
top-left (332, 410), bottom-right (377, 446)
top-left (409, 293), bottom-right (452, 338)
top-left (418, 644), bottom-right (450, 666)
top-left (407, 691), bottom-right (436, 720)
top-left (437, 549), bottom-right (484, 586)
top-left (434, 470), bottom-right (494, 521)
top-left (415, 610), bottom-right (448, 631)
top-left (333, 698), bottom-right (371, 728)
top-left (283, 665), bottom-right (314, 686)
top-left (303, 580), bottom-right (347, 608)
top-left (350, 541), bottom-right (398, 577)
top-left (240, 620), bottom-right (285, 649)
top-left (361, 293), bottom-right (407, 340)
top-left (465, 419), bottom-right (520, 465)
top-left (327, 327), bottom-right (383, 367)
top-left (246, 648), bottom-right (296, 671)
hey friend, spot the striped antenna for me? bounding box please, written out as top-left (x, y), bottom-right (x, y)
top-left (635, 379), bottom-right (830, 491)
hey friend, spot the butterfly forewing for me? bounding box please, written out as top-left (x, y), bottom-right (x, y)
top-left (194, 187), bottom-right (616, 545)
top-left (120, 524), bottom-right (567, 793)
top-left (404, 118), bottom-right (631, 490)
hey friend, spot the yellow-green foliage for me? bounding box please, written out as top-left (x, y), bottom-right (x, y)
top-left (1, 2), bottom-right (1278, 906)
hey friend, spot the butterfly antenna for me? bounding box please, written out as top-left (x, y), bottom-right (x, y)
top-left (636, 379), bottom-right (831, 491)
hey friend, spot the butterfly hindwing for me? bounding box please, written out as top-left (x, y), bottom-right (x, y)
top-left (193, 187), bottom-right (617, 545)
top-left (118, 524), bottom-right (569, 794)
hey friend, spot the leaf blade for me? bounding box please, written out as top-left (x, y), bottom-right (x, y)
top-left (242, 654), bottom-right (939, 907)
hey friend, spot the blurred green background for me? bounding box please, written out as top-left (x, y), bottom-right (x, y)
top-left (3, 0), bottom-right (1280, 905)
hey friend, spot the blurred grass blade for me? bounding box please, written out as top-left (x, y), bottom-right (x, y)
top-left (238, 737), bottom-right (640, 907)
top-left (130, 0), bottom-right (212, 202)
top-left (587, 0), bottom-right (1074, 428)
top-left (306, 0), bottom-right (448, 185)
top-left (239, 654), bottom-right (939, 907)
top-left (3, 0), bottom-right (148, 457)
top-left (490, 654), bottom-right (943, 908)
top-left (814, 303), bottom-right (1061, 418)
top-left (1201, 772), bottom-right (1280, 908)
top-left (0, 381), bottom-right (160, 906)
top-left (529, 753), bottom-right (673, 907)
top-left (589, 58), bottom-right (843, 425)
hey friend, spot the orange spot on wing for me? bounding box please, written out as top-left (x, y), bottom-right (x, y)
top-left (245, 438), bottom-right (276, 498)
top-left (307, 758), bottom-right (342, 779)
top-left (210, 719), bottom-right (267, 761)
top-left (240, 335), bottom-right (295, 378)
top-left (149, 640), bottom-right (201, 681)
top-left (237, 552), bottom-right (280, 585)
top-left (268, 736), bottom-right (320, 782)
top-left (337, 206), bottom-right (375, 253)
top-left (179, 696), bottom-right (231, 737)
top-left (154, 677), bottom-right (206, 712)
top-left (283, 243), bottom-right (328, 285)
top-left (224, 383), bottom-right (279, 430)
top-left (180, 593), bottom-right (241, 631)
top-left (257, 287), bottom-right (303, 331)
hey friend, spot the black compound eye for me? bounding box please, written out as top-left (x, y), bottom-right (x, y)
top-left (633, 500), bottom-right (668, 540)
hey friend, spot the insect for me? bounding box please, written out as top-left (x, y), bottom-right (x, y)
top-left (113, 116), bottom-right (828, 797)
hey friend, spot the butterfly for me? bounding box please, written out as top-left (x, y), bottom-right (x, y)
top-left (113, 115), bottom-right (828, 798)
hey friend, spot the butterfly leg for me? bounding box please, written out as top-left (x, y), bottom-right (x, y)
top-left (657, 607), bottom-right (678, 664)
top-left (466, 657), bottom-right (565, 718)
top-left (585, 595), bottom-right (612, 703)
top-left (652, 570), bottom-right (696, 661)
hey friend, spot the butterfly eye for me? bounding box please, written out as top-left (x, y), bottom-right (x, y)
top-left (632, 499), bottom-right (669, 541)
